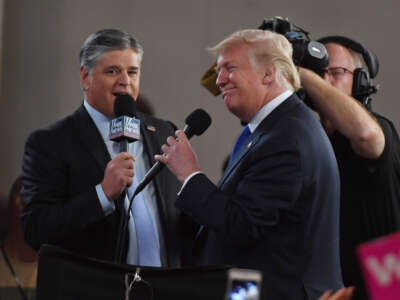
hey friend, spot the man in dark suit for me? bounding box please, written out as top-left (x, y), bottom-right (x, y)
top-left (20, 29), bottom-right (188, 267)
top-left (156, 29), bottom-right (343, 299)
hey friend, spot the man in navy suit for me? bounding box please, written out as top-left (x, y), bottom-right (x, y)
top-left (156, 29), bottom-right (343, 299)
top-left (20, 29), bottom-right (190, 267)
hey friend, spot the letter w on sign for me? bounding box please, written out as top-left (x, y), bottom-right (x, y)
top-left (358, 232), bottom-right (400, 300)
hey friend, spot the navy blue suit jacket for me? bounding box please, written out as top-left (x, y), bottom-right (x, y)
top-left (177, 94), bottom-right (343, 300)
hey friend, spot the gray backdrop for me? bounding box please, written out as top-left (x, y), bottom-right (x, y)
top-left (1, 0), bottom-right (398, 194)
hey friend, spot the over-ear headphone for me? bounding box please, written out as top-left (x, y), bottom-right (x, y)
top-left (318, 35), bottom-right (379, 109)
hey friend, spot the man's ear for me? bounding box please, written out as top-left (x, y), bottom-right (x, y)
top-left (262, 65), bottom-right (275, 85)
top-left (80, 66), bottom-right (90, 91)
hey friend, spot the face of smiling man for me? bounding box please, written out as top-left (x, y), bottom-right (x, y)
top-left (215, 43), bottom-right (269, 122)
top-left (80, 48), bottom-right (141, 119)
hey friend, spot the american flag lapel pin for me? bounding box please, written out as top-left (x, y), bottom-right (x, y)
top-left (147, 125), bottom-right (156, 132)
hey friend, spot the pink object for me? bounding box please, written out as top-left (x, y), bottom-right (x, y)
top-left (357, 231), bottom-right (400, 300)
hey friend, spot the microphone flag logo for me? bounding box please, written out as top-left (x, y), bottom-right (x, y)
top-left (110, 116), bottom-right (140, 141)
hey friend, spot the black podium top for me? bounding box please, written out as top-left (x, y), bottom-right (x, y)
top-left (36, 245), bottom-right (231, 300)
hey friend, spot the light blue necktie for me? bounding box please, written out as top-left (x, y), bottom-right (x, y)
top-left (111, 141), bottom-right (161, 267)
top-left (129, 160), bottom-right (161, 267)
top-left (227, 125), bottom-right (251, 167)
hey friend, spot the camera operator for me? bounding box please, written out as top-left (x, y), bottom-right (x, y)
top-left (299, 36), bottom-right (400, 300)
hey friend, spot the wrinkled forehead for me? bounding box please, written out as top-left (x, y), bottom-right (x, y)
top-left (96, 49), bottom-right (141, 67)
top-left (216, 44), bottom-right (250, 67)
top-left (325, 43), bottom-right (355, 69)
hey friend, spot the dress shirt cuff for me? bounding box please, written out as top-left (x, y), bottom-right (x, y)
top-left (178, 171), bottom-right (204, 195)
top-left (95, 183), bottom-right (115, 216)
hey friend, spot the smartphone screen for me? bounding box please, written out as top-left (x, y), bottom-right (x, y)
top-left (226, 269), bottom-right (262, 300)
top-left (229, 279), bottom-right (260, 300)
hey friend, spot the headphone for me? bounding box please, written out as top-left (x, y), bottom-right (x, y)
top-left (318, 35), bottom-right (379, 109)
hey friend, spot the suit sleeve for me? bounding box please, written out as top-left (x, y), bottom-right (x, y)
top-left (20, 130), bottom-right (105, 250)
top-left (175, 136), bottom-right (303, 248)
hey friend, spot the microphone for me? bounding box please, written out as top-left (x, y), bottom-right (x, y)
top-left (109, 94), bottom-right (140, 152)
top-left (133, 108), bottom-right (212, 197)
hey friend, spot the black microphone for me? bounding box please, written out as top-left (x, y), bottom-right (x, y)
top-left (132, 108), bottom-right (212, 198)
top-left (109, 94), bottom-right (140, 152)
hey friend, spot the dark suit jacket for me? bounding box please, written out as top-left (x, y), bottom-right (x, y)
top-left (20, 105), bottom-right (193, 267)
top-left (176, 95), bottom-right (343, 300)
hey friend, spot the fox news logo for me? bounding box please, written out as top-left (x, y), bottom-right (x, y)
top-left (110, 116), bottom-right (140, 141)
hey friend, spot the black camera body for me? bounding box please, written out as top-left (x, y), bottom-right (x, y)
top-left (259, 17), bottom-right (329, 74)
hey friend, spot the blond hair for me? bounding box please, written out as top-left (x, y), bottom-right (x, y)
top-left (208, 29), bottom-right (301, 91)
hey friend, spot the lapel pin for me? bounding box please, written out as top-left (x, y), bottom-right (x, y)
top-left (147, 125), bottom-right (156, 132)
top-left (247, 141), bottom-right (253, 148)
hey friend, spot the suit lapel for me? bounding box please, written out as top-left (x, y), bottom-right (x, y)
top-left (218, 94), bottom-right (300, 188)
top-left (218, 132), bottom-right (261, 187)
top-left (137, 112), bottom-right (160, 167)
top-left (195, 132), bottom-right (261, 243)
top-left (72, 105), bottom-right (110, 173)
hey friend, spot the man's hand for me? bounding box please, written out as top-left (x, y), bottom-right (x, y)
top-left (319, 287), bottom-right (354, 300)
top-left (101, 152), bottom-right (135, 201)
top-left (155, 130), bottom-right (200, 183)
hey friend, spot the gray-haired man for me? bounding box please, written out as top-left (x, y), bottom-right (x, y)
top-left (20, 29), bottom-right (190, 267)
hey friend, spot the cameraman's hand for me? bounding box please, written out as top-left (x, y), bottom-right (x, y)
top-left (298, 66), bottom-right (384, 159)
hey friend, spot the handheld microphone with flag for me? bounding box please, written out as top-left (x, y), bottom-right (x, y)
top-left (109, 94), bottom-right (140, 151)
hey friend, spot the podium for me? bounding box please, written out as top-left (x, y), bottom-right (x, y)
top-left (36, 245), bottom-right (230, 300)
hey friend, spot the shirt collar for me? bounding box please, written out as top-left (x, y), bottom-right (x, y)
top-left (248, 90), bottom-right (293, 133)
top-left (83, 100), bottom-right (111, 141)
